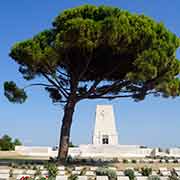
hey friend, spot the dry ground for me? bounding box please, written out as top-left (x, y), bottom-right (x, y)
top-left (0, 151), bottom-right (48, 160)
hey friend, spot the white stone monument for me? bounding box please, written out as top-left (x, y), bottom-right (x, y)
top-left (14, 104), bottom-right (180, 159)
top-left (92, 105), bottom-right (118, 145)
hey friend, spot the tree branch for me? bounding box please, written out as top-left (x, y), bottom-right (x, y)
top-left (87, 91), bottom-right (156, 100)
top-left (95, 80), bottom-right (131, 97)
top-left (41, 72), bottom-right (69, 99)
top-left (52, 74), bottom-right (70, 97)
top-left (56, 68), bottom-right (70, 78)
top-left (87, 94), bottom-right (133, 99)
top-left (23, 83), bottom-right (53, 89)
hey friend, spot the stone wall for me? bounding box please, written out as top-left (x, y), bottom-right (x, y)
top-left (15, 145), bottom-right (180, 159)
top-left (68, 144), bottom-right (153, 158)
top-left (15, 146), bottom-right (52, 157)
top-left (169, 148), bottom-right (180, 157)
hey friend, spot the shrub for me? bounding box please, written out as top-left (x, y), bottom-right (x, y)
top-left (65, 155), bottom-right (73, 164)
top-left (124, 169), bottom-right (135, 180)
top-left (168, 170), bottom-right (180, 180)
top-left (80, 168), bottom-right (87, 176)
top-left (34, 167), bottom-right (42, 177)
top-left (27, 164), bottom-right (31, 169)
top-left (21, 164), bottom-right (27, 169)
top-left (45, 163), bottom-right (58, 178)
top-left (123, 159), bottom-right (128, 163)
top-left (134, 167), bottom-right (140, 172)
top-left (9, 169), bottom-right (13, 178)
top-left (10, 162), bottom-right (18, 168)
top-left (141, 167), bottom-right (152, 176)
top-left (132, 160), bottom-right (137, 164)
top-left (148, 175), bottom-right (160, 180)
top-left (173, 159), bottom-right (178, 163)
top-left (68, 174), bottom-right (78, 180)
top-left (96, 167), bottom-right (117, 180)
top-left (112, 158), bottom-right (119, 163)
top-left (33, 166), bottom-right (38, 170)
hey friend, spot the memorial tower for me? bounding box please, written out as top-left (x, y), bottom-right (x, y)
top-left (93, 105), bottom-right (118, 145)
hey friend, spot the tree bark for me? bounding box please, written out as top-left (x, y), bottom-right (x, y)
top-left (57, 96), bottom-right (76, 162)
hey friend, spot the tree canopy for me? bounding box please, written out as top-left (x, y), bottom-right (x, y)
top-left (5, 5), bottom-right (180, 102)
top-left (4, 5), bottom-right (180, 160)
top-left (0, 135), bottom-right (22, 151)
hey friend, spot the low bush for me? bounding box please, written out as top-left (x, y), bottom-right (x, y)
top-left (96, 167), bottom-right (117, 180)
top-left (141, 167), bottom-right (152, 176)
top-left (45, 163), bottom-right (58, 178)
top-left (34, 167), bottom-right (42, 177)
top-left (132, 159), bottom-right (137, 164)
top-left (9, 169), bottom-right (13, 178)
top-left (124, 169), bottom-right (135, 180)
top-left (112, 158), bottom-right (119, 163)
top-left (148, 175), bottom-right (160, 180)
top-left (123, 159), bottom-right (128, 163)
top-left (32, 166), bottom-right (38, 170)
top-left (168, 170), bottom-right (180, 180)
top-left (173, 159), bottom-right (178, 163)
top-left (80, 168), bottom-right (87, 176)
top-left (68, 174), bottom-right (78, 180)
top-left (65, 155), bottom-right (74, 164)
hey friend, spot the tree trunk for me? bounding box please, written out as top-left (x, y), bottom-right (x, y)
top-left (57, 97), bottom-right (76, 162)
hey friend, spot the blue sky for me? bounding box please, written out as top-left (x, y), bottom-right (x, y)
top-left (0, 0), bottom-right (180, 148)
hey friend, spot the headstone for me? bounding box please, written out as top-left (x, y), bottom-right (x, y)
top-left (78, 176), bottom-right (88, 180)
top-left (160, 177), bottom-right (168, 180)
top-left (159, 168), bottom-right (170, 176)
top-left (117, 177), bottom-right (129, 180)
top-left (152, 171), bottom-right (157, 176)
top-left (0, 173), bottom-right (9, 180)
top-left (136, 177), bottom-right (148, 180)
top-left (58, 166), bottom-right (65, 171)
top-left (174, 168), bottom-right (180, 171)
top-left (13, 169), bottom-right (24, 175)
top-left (161, 172), bottom-right (171, 176)
top-left (116, 171), bottom-right (124, 176)
top-left (72, 171), bottom-right (81, 175)
top-left (41, 170), bottom-right (48, 175)
top-left (85, 171), bottom-right (95, 176)
top-left (0, 169), bottom-right (9, 174)
top-left (96, 176), bottom-right (109, 180)
top-left (26, 170), bottom-right (35, 175)
top-left (134, 171), bottom-right (142, 176)
top-left (58, 171), bottom-right (66, 176)
top-left (90, 167), bottom-right (97, 171)
top-left (75, 167), bottom-right (84, 171)
top-left (93, 105), bottom-right (118, 145)
top-left (56, 176), bottom-right (68, 180)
